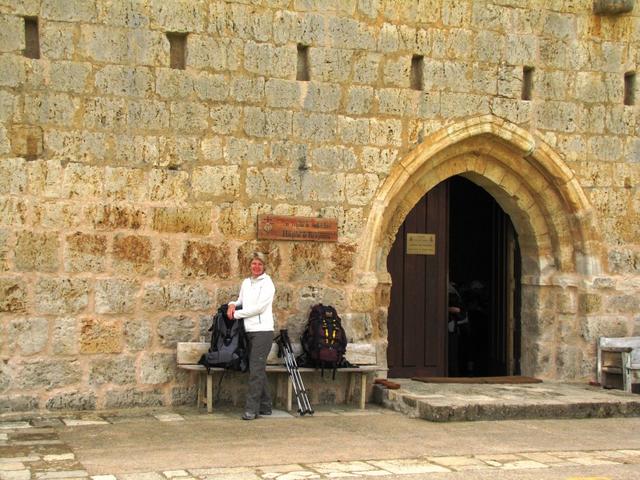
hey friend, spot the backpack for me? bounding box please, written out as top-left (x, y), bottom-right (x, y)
top-left (198, 304), bottom-right (249, 373)
top-left (300, 303), bottom-right (348, 378)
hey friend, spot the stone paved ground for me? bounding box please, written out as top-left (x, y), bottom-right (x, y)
top-left (1, 407), bottom-right (639, 480)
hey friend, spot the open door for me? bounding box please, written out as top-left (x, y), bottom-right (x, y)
top-left (386, 181), bottom-right (448, 378)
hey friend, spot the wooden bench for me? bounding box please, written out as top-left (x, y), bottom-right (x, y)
top-left (177, 342), bottom-right (386, 413)
top-left (597, 336), bottom-right (640, 393)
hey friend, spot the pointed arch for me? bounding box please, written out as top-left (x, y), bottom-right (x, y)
top-left (358, 115), bottom-right (604, 281)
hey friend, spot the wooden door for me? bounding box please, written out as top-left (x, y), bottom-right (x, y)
top-left (387, 181), bottom-right (449, 378)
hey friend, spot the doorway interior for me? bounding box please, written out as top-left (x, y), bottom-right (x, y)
top-left (386, 176), bottom-right (521, 378)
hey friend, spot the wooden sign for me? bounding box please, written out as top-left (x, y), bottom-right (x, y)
top-left (406, 233), bottom-right (436, 255)
top-left (258, 214), bottom-right (338, 242)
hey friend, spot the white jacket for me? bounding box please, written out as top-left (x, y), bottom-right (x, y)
top-left (230, 273), bottom-right (275, 332)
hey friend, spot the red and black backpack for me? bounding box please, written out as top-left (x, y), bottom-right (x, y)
top-left (300, 303), bottom-right (348, 378)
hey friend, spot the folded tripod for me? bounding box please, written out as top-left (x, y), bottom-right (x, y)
top-left (274, 329), bottom-right (314, 416)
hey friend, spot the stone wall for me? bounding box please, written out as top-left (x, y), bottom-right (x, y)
top-left (0, 0), bottom-right (639, 413)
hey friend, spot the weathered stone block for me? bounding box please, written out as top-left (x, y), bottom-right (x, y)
top-left (352, 52), bottom-right (381, 84)
top-left (345, 173), bottom-right (379, 206)
top-left (10, 125), bottom-right (43, 158)
top-left (148, 169), bottom-right (189, 202)
top-left (114, 134), bottom-right (162, 167)
top-left (42, 0), bottom-right (97, 21)
top-left (0, 125), bottom-right (8, 155)
top-left (97, 0), bottom-right (149, 27)
top-left (0, 229), bottom-right (10, 272)
top-left (289, 243), bottom-right (323, 282)
top-left (194, 72), bottom-right (229, 101)
top-left (46, 391), bottom-right (97, 410)
top-left (182, 241), bottom-right (231, 278)
top-left (345, 86), bottom-right (373, 115)
top-left (112, 234), bottom-right (153, 275)
top-left (342, 312), bottom-right (372, 342)
top-left (89, 357), bottom-right (136, 385)
top-left (0, 198), bottom-right (27, 227)
top-left (0, 158), bottom-right (27, 194)
top-left (157, 315), bottom-right (196, 347)
top-left (192, 165), bottom-right (240, 200)
top-left (209, 104), bottom-right (242, 134)
top-left (171, 385), bottom-right (197, 406)
top-left (126, 101), bottom-right (170, 132)
top-left (361, 147), bottom-right (397, 176)
top-left (330, 243), bottom-right (356, 284)
top-left (297, 285), bottom-right (347, 313)
top-left (301, 171), bottom-right (345, 202)
top-left (0, 53), bottom-right (25, 87)
top-left (0, 395), bottom-right (39, 412)
top-left (64, 232), bottom-right (107, 273)
top-left (80, 317), bottom-right (123, 354)
top-left (149, 0), bottom-right (206, 32)
top-left (0, 278), bottom-right (27, 312)
top-left (218, 202), bottom-right (261, 238)
top-left (243, 107), bottom-right (292, 138)
top-left (49, 61), bottom-right (91, 93)
top-left (382, 56), bottom-right (411, 88)
top-left (170, 101), bottom-right (210, 132)
top-left (581, 315), bottom-right (629, 341)
top-left (303, 82), bottom-right (341, 112)
top-left (140, 352), bottom-right (175, 384)
top-left (246, 167), bottom-right (301, 200)
top-left (244, 42), bottom-right (296, 77)
top-left (41, 21), bottom-right (76, 59)
top-left (309, 47), bottom-right (352, 82)
top-left (265, 78), bottom-right (300, 109)
top-left (369, 118), bottom-right (402, 146)
top-left (152, 207), bottom-right (212, 235)
top-left (87, 205), bottom-right (146, 231)
top-left (62, 163), bottom-right (103, 199)
top-left (124, 319), bottom-right (151, 351)
top-left (188, 35), bottom-right (229, 71)
top-left (45, 129), bottom-right (107, 162)
top-left (95, 65), bottom-right (154, 97)
top-left (293, 112), bottom-right (337, 143)
top-left (52, 317), bottom-right (78, 355)
top-left (310, 146), bottom-right (357, 171)
top-left (580, 293), bottom-right (602, 314)
top-left (95, 278), bottom-right (139, 314)
top-left (606, 294), bottom-right (640, 314)
top-left (19, 360), bottom-right (81, 390)
top-left (24, 93), bottom-right (80, 127)
top-left (104, 388), bottom-right (164, 409)
top-left (0, 14), bottom-right (25, 53)
top-left (14, 231), bottom-right (59, 273)
top-left (142, 283), bottom-right (214, 312)
top-left (339, 116), bottom-right (370, 145)
top-left (8, 317), bottom-right (49, 355)
top-left (35, 278), bottom-right (89, 315)
top-left (231, 76), bottom-right (265, 103)
top-left (165, 136), bottom-right (199, 166)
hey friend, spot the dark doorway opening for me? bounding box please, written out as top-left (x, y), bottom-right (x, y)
top-left (448, 176), bottom-right (521, 377)
top-left (386, 176), bottom-right (521, 379)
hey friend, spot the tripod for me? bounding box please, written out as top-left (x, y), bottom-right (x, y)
top-left (275, 329), bottom-right (314, 415)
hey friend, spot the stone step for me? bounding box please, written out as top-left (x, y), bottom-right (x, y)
top-left (372, 380), bottom-right (640, 422)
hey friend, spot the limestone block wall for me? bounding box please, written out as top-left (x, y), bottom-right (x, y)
top-left (0, 0), bottom-right (638, 412)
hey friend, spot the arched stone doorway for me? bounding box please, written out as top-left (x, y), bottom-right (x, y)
top-left (357, 115), bottom-right (604, 379)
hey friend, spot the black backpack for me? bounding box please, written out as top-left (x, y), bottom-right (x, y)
top-left (198, 304), bottom-right (249, 373)
top-left (300, 303), bottom-right (349, 377)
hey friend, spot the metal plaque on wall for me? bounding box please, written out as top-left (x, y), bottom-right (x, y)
top-left (406, 233), bottom-right (436, 255)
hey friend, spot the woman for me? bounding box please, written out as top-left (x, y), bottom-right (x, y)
top-left (227, 252), bottom-right (275, 420)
